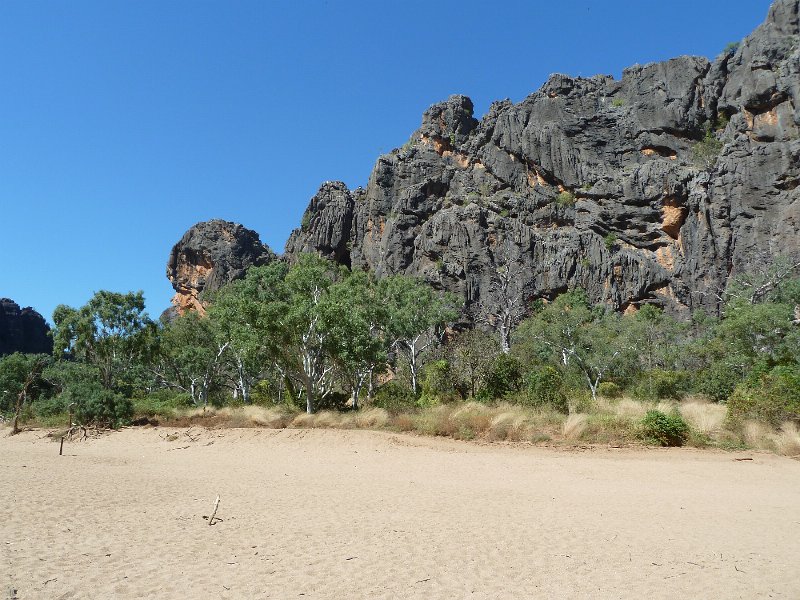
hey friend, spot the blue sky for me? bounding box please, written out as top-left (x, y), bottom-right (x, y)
top-left (1, 0), bottom-right (773, 322)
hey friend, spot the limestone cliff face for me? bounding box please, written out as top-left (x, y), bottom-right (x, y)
top-left (286, 0), bottom-right (800, 320)
top-left (164, 220), bottom-right (275, 320)
top-left (0, 299), bottom-right (52, 356)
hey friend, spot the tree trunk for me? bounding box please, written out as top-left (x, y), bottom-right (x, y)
top-left (305, 376), bottom-right (314, 414)
top-left (11, 390), bottom-right (24, 435)
top-left (500, 324), bottom-right (511, 354)
top-left (409, 344), bottom-right (419, 395)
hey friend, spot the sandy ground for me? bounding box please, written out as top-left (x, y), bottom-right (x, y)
top-left (2, 427), bottom-right (799, 600)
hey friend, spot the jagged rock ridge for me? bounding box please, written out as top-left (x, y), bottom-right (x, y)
top-left (0, 299), bottom-right (53, 356)
top-left (164, 219), bottom-right (275, 320)
top-left (285, 0), bottom-right (800, 320)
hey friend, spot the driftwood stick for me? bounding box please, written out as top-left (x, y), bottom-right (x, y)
top-left (59, 437), bottom-right (65, 456)
top-left (208, 495), bottom-right (220, 526)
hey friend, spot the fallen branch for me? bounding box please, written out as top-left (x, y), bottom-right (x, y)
top-left (208, 495), bottom-right (220, 526)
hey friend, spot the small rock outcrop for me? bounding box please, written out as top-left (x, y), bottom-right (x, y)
top-left (0, 299), bottom-right (53, 356)
top-left (164, 220), bottom-right (275, 319)
top-left (286, 0), bottom-right (800, 320)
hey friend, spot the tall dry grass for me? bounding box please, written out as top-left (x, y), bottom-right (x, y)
top-left (772, 422), bottom-right (800, 457)
top-left (562, 413), bottom-right (588, 440)
top-left (679, 400), bottom-right (727, 435)
top-left (143, 396), bottom-right (798, 457)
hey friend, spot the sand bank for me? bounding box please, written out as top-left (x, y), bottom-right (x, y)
top-left (2, 427), bottom-right (799, 599)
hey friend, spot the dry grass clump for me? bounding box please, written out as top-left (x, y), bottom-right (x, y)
top-left (655, 400), bottom-right (678, 414)
top-left (743, 420), bottom-right (774, 451)
top-left (680, 400), bottom-right (727, 435)
top-left (612, 398), bottom-right (649, 420)
top-left (412, 405), bottom-right (460, 437)
top-left (353, 407), bottom-right (389, 429)
top-left (772, 422), bottom-right (800, 457)
top-left (391, 413), bottom-right (415, 432)
top-left (215, 406), bottom-right (292, 428)
top-left (733, 419), bottom-right (800, 456)
top-left (486, 405), bottom-right (530, 442)
top-left (289, 410), bottom-right (349, 429)
top-left (562, 413), bottom-right (588, 440)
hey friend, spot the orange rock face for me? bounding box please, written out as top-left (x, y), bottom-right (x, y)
top-left (163, 220), bottom-right (274, 320)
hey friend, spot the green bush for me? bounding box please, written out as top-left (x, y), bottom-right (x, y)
top-left (611, 97), bottom-right (625, 108)
top-left (727, 367), bottom-right (800, 427)
top-left (693, 124), bottom-right (724, 168)
top-left (521, 366), bottom-right (568, 412)
top-left (695, 362), bottom-right (741, 402)
top-left (478, 353), bottom-right (522, 401)
top-left (132, 390), bottom-right (193, 418)
top-left (58, 382), bottom-right (133, 427)
top-left (634, 369), bottom-right (687, 400)
top-left (723, 41), bottom-right (740, 55)
top-left (639, 410), bottom-right (690, 447)
top-left (554, 191), bottom-right (576, 207)
top-left (597, 381), bottom-right (622, 399)
top-left (419, 360), bottom-right (458, 406)
top-left (373, 381), bottom-right (418, 414)
top-left (35, 395), bottom-right (70, 419)
top-left (603, 232), bottom-right (618, 250)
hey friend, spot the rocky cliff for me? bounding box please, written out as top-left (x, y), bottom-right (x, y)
top-left (164, 219), bottom-right (275, 320)
top-left (286, 0), bottom-right (800, 320)
top-left (0, 299), bottom-right (53, 356)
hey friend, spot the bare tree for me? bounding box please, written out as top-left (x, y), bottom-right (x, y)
top-left (725, 256), bottom-right (800, 306)
top-left (481, 246), bottom-right (527, 353)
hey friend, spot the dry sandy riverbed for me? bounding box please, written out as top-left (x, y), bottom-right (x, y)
top-left (2, 426), bottom-right (799, 599)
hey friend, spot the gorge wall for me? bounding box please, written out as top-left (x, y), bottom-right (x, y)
top-left (285, 0), bottom-right (799, 319)
top-left (171, 0), bottom-right (799, 322)
top-left (0, 299), bottom-right (52, 356)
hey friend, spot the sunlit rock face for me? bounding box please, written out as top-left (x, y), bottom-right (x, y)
top-left (163, 219), bottom-right (275, 321)
top-left (0, 299), bottom-right (52, 356)
top-left (286, 0), bottom-right (800, 320)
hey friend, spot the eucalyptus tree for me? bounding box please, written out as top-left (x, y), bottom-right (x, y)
top-left (514, 291), bottom-right (634, 402)
top-left (51, 290), bottom-right (155, 392)
top-left (380, 276), bottom-right (459, 395)
top-left (155, 312), bottom-right (229, 408)
top-left (208, 261), bottom-right (290, 404)
top-left (321, 269), bottom-right (388, 409)
top-left (282, 254), bottom-right (342, 413)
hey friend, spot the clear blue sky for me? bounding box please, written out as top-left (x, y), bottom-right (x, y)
top-left (1, 0), bottom-right (773, 322)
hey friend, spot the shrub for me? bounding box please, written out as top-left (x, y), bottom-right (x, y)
top-left (554, 191), bottom-right (576, 207)
top-left (633, 369), bottom-right (687, 400)
top-left (373, 381), bottom-right (418, 414)
top-left (479, 354), bottom-right (522, 401)
top-left (521, 366), bottom-right (568, 412)
top-left (727, 367), bottom-right (800, 428)
top-left (693, 124), bottom-right (724, 168)
top-left (35, 395), bottom-right (70, 419)
top-left (597, 381), bottom-right (622, 399)
top-left (611, 97), bottom-right (625, 108)
top-left (695, 362), bottom-right (740, 402)
top-left (603, 232), bottom-right (618, 250)
top-left (419, 360), bottom-right (458, 406)
top-left (639, 409), bottom-right (690, 447)
top-left (723, 41), bottom-right (740, 55)
top-left (132, 390), bottom-right (192, 418)
top-left (59, 382), bottom-right (133, 427)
